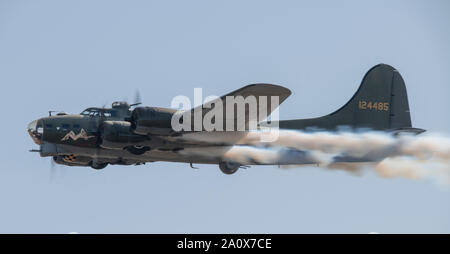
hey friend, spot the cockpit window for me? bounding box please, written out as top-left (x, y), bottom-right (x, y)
top-left (80, 108), bottom-right (117, 118)
top-left (81, 109), bottom-right (94, 115)
top-left (81, 108), bottom-right (101, 117)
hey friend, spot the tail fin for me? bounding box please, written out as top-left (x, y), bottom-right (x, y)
top-left (279, 64), bottom-right (422, 132)
top-left (329, 64), bottom-right (412, 129)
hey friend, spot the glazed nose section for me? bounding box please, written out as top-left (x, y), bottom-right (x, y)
top-left (27, 119), bottom-right (43, 145)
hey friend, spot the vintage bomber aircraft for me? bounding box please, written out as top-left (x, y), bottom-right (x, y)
top-left (28, 64), bottom-right (424, 174)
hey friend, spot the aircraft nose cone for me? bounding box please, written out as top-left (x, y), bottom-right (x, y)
top-left (27, 119), bottom-right (43, 145)
top-left (28, 120), bottom-right (37, 132)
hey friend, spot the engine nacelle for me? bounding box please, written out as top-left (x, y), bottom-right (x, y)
top-left (100, 121), bottom-right (148, 149)
top-left (130, 107), bottom-right (176, 135)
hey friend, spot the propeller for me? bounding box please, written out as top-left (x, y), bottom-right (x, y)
top-left (49, 156), bottom-right (66, 183)
top-left (130, 90), bottom-right (142, 107)
top-left (49, 156), bottom-right (56, 183)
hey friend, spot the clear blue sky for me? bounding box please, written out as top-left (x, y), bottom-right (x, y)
top-left (0, 0), bottom-right (449, 233)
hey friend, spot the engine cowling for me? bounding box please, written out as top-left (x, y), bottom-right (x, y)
top-left (100, 121), bottom-right (148, 149)
top-left (130, 107), bottom-right (177, 135)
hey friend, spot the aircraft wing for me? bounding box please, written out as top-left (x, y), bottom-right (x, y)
top-left (181, 83), bottom-right (291, 132)
top-left (130, 83), bottom-right (291, 147)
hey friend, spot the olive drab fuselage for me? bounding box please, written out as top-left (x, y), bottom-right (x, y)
top-left (27, 64), bottom-right (424, 174)
top-left (36, 103), bottom-right (134, 148)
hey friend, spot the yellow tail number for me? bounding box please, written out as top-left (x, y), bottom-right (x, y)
top-left (358, 101), bottom-right (389, 111)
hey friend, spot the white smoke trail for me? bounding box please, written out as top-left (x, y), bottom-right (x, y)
top-left (375, 157), bottom-right (450, 185)
top-left (242, 130), bottom-right (450, 161)
top-left (181, 146), bottom-right (283, 164)
top-left (178, 129), bottom-right (450, 185)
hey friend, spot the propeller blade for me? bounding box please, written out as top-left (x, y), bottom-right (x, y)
top-left (134, 90), bottom-right (141, 104)
top-left (130, 90), bottom-right (142, 107)
top-left (49, 157), bottom-right (56, 183)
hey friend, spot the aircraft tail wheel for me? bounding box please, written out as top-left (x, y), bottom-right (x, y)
top-left (90, 161), bottom-right (108, 170)
top-left (219, 161), bottom-right (240, 175)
